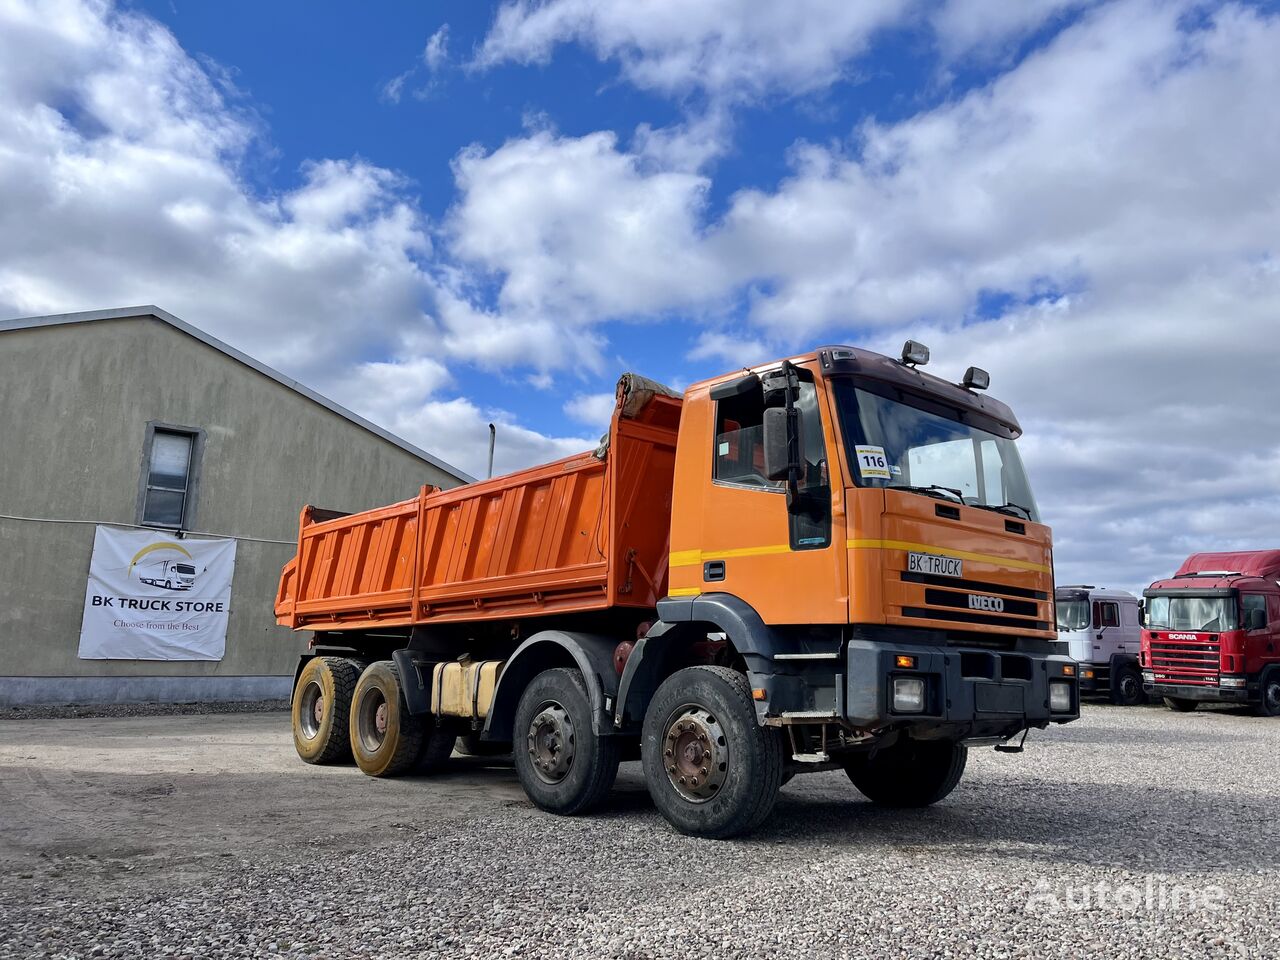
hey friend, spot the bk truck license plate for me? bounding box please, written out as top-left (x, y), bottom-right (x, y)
top-left (908, 551), bottom-right (963, 578)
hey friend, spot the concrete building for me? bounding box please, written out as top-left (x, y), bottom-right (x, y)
top-left (0, 306), bottom-right (472, 706)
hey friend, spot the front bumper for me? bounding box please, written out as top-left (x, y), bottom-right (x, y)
top-left (1143, 682), bottom-right (1249, 704)
top-left (844, 639), bottom-right (1079, 738)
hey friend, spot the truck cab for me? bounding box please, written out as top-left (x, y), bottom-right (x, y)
top-left (1055, 587), bottom-right (1145, 704)
top-left (1141, 550), bottom-right (1280, 716)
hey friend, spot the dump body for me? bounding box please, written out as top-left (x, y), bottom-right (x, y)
top-left (1141, 550), bottom-right (1280, 708)
top-left (275, 380), bottom-right (681, 631)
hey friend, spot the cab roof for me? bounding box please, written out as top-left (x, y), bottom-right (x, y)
top-left (1147, 550), bottom-right (1280, 593)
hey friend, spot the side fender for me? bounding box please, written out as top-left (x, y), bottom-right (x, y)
top-left (616, 593), bottom-right (784, 728)
top-left (483, 630), bottom-right (621, 740)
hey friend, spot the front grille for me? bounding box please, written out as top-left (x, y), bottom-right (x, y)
top-left (901, 570), bottom-right (1048, 600)
top-left (902, 606), bottom-right (1051, 631)
top-left (1149, 635), bottom-right (1220, 686)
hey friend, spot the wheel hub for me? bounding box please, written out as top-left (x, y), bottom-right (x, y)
top-left (527, 703), bottom-right (575, 784)
top-left (662, 706), bottom-right (727, 803)
top-left (298, 680), bottom-right (324, 740)
top-left (1266, 680), bottom-right (1280, 713)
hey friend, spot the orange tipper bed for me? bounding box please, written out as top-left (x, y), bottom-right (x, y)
top-left (275, 374), bottom-right (682, 631)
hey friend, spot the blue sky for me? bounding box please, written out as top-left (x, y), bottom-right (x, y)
top-left (2, 0), bottom-right (1280, 593)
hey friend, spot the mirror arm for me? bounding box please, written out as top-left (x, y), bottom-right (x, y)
top-left (781, 360), bottom-right (802, 509)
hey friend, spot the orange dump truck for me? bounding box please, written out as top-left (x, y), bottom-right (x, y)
top-left (277, 345), bottom-right (1078, 838)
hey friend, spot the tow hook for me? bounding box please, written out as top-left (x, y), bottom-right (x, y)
top-left (994, 728), bottom-right (1030, 754)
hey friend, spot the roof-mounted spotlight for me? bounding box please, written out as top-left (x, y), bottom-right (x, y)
top-left (962, 366), bottom-right (990, 391)
top-left (900, 340), bottom-right (930, 367)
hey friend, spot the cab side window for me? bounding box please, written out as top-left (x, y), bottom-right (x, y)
top-left (713, 390), bottom-right (780, 490)
top-left (1242, 594), bottom-right (1268, 630)
top-left (1094, 601), bottom-right (1119, 629)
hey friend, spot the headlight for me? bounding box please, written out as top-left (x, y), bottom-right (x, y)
top-left (1220, 676), bottom-right (1246, 689)
top-left (1049, 680), bottom-right (1073, 713)
top-left (1142, 671), bottom-right (1154, 682)
top-left (892, 677), bottom-right (926, 713)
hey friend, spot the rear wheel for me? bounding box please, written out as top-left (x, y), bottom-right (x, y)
top-left (292, 656), bottom-right (362, 764)
top-left (641, 666), bottom-right (784, 839)
top-left (1254, 668), bottom-right (1280, 717)
top-left (350, 661), bottom-right (426, 777)
top-left (513, 668), bottom-right (619, 815)
top-left (1110, 663), bottom-right (1147, 706)
top-left (1164, 696), bottom-right (1198, 713)
top-left (844, 739), bottom-right (967, 807)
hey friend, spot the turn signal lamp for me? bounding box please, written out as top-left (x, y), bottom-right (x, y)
top-left (895, 654), bottom-right (917, 669)
top-left (1062, 664), bottom-right (1076, 677)
top-left (752, 687), bottom-right (767, 701)
top-left (900, 340), bottom-right (930, 367)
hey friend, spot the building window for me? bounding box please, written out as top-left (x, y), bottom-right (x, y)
top-left (139, 424), bottom-right (202, 529)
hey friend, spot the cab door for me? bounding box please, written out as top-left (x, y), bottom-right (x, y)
top-left (669, 364), bottom-right (848, 625)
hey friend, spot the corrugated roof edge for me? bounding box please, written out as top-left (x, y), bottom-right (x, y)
top-left (0, 305), bottom-right (477, 484)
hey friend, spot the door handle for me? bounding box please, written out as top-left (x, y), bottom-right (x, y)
top-left (703, 560), bottom-right (726, 582)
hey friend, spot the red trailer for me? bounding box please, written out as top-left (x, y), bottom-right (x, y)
top-left (1141, 550), bottom-right (1280, 715)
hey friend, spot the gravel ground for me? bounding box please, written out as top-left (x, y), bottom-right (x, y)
top-left (0, 699), bottom-right (290, 721)
top-left (1, 703), bottom-right (1277, 959)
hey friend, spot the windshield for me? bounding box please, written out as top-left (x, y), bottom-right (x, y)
top-left (1056, 600), bottom-right (1090, 632)
top-left (833, 382), bottom-right (1040, 521)
top-left (1145, 595), bottom-right (1238, 632)
top-left (175, 564), bottom-right (195, 575)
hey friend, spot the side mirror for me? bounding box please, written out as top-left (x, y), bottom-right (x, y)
top-left (1248, 608), bottom-right (1267, 631)
top-left (709, 372), bottom-right (761, 402)
top-left (763, 407), bottom-right (804, 482)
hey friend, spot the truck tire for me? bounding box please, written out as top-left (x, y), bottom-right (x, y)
top-left (1109, 663), bottom-right (1146, 706)
top-left (641, 666), bottom-right (784, 839)
top-left (513, 668), bottom-right (619, 815)
top-left (1254, 668), bottom-right (1280, 717)
top-left (350, 661), bottom-right (426, 777)
top-left (844, 739), bottom-right (967, 807)
top-left (292, 656), bottom-right (362, 764)
top-left (1164, 696), bottom-right (1198, 713)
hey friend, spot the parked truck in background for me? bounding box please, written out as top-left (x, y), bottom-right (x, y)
top-left (1056, 586), bottom-right (1145, 704)
top-left (276, 342), bottom-right (1079, 838)
top-left (1141, 551), bottom-right (1280, 716)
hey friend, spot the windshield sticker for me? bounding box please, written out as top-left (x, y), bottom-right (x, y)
top-left (855, 445), bottom-right (892, 479)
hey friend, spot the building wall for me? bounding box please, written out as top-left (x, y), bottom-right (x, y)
top-left (0, 315), bottom-right (464, 704)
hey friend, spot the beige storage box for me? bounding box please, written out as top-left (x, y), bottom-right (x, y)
top-left (431, 658), bottom-right (503, 720)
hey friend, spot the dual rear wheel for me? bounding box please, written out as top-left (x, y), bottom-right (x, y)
top-left (291, 658), bottom-right (454, 775)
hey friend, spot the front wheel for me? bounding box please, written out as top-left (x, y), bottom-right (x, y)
top-left (844, 739), bottom-right (967, 807)
top-left (641, 666), bottom-right (784, 839)
top-left (1164, 696), bottom-right (1198, 713)
top-left (1254, 669), bottom-right (1280, 717)
top-left (1110, 663), bottom-right (1147, 706)
top-left (513, 668), bottom-right (619, 815)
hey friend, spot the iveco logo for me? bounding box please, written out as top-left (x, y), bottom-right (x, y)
top-left (968, 594), bottom-right (1004, 613)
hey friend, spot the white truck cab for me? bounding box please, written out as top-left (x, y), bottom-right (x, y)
top-left (1056, 586), bottom-right (1145, 705)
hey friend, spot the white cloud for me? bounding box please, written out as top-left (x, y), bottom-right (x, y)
top-left (423, 25), bottom-right (450, 72)
top-left (932, 0), bottom-right (1098, 61)
top-left (443, 128), bottom-right (729, 370)
top-left (563, 391), bottom-right (616, 427)
top-left (476, 0), bottom-right (914, 101)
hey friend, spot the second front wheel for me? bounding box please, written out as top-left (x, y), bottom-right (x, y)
top-left (641, 666), bottom-right (784, 839)
top-left (513, 668), bottom-right (619, 815)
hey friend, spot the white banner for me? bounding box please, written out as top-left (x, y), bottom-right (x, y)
top-left (78, 526), bottom-right (237, 660)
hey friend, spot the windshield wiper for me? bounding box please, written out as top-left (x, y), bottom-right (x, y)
top-left (892, 483), bottom-right (965, 504)
top-left (967, 500), bottom-right (1035, 520)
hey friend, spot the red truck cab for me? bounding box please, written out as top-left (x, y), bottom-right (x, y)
top-left (1141, 550), bottom-right (1280, 715)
